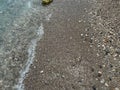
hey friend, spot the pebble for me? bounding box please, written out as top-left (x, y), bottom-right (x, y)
top-left (105, 82), bottom-right (109, 87)
top-left (61, 75), bottom-right (65, 78)
top-left (90, 45), bottom-right (93, 47)
top-left (115, 87), bottom-right (119, 90)
top-left (35, 59), bottom-right (38, 62)
top-left (92, 85), bottom-right (96, 90)
top-left (33, 66), bottom-right (36, 69)
top-left (40, 70), bottom-right (44, 74)
top-left (0, 80), bottom-right (3, 85)
top-left (98, 71), bottom-right (102, 77)
top-left (96, 78), bottom-right (98, 80)
top-left (102, 65), bottom-right (105, 67)
top-left (85, 34), bottom-right (88, 36)
top-left (78, 20), bottom-right (82, 22)
top-left (81, 34), bottom-right (84, 36)
top-left (96, 53), bottom-right (100, 57)
top-left (113, 54), bottom-right (118, 57)
top-left (116, 48), bottom-right (120, 54)
top-left (112, 69), bottom-right (116, 71)
top-left (114, 58), bottom-right (117, 60)
top-left (9, 57), bottom-right (12, 59)
top-left (100, 79), bottom-right (105, 83)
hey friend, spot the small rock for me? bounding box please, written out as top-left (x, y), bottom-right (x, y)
top-left (109, 64), bottom-right (113, 68)
top-left (102, 65), bottom-right (105, 67)
top-left (112, 69), bottom-right (115, 71)
top-left (104, 48), bottom-right (110, 55)
top-left (90, 45), bottom-right (93, 47)
top-left (99, 65), bottom-right (102, 68)
top-left (100, 79), bottom-right (105, 83)
top-left (92, 85), bottom-right (96, 90)
top-left (109, 77), bottom-right (112, 81)
top-left (40, 70), bottom-right (44, 73)
top-left (91, 68), bottom-right (94, 72)
top-left (96, 78), bottom-right (98, 80)
top-left (97, 53), bottom-right (100, 57)
top-left (105, 83), bottom-right (109, 87)
top-left (116, 48), bottom-right (120, 54)
top-left (114, 58), bottom-right (117, 60)
top-left (33, 66), bottom-right (36, 69)
top-left (98, 71), bottom-right (102, 77)
top-left (61, 75), bottom-right (65, 78)
top-left (9, 57), bottom-right (12, 59)
top-left (0, 80), bottom-right (3, 86)
top-left (115, 87), bottom-right (119, 90)
top-left (85, 34), bottom-right (88, 36)
top-left (78, 20), bottom-right (82, 22)
top-left (81, 34), bottom-right (84, 36)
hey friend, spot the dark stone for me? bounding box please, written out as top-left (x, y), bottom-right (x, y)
top-left (92, 85), bottom-right (96, 90)
top-left (91, 68), bottom-right (94, 72)
top-left (116, 48), bottom-right (120, 54)
top-left (109, 64), bottom-right (113, 68)
top-left (104, 48), bottom-right (110, 55)
top-left (99, 65), bottom-right (102, 69)
top-left (109, 77), bottom-right (112, 81)
top-left (98, 72), bottom-right (102, 77)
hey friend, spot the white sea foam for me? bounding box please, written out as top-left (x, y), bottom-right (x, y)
top-left (16, 24), bottom-right (44, 90)
top-left (27, 1), bottom-right (32, 8)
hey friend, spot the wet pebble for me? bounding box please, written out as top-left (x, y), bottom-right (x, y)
top-left (92, 85), bottom-right (96, 90)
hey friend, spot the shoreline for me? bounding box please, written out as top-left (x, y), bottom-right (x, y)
top-left (16, 23), bottom-right (44, 90)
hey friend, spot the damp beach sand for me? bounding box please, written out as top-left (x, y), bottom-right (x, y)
top-left (24, 0), bottom-right (120, 90)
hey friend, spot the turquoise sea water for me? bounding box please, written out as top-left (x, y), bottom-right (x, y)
top-left (0, 0), bottom-right (29, 46)
top-left (0, 0), bottom-right (51, 89)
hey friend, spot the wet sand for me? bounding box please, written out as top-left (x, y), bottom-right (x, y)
top-left (24, 0), bottom-right (120, 90)
top-left (24, 0), bottom-right (98, 90)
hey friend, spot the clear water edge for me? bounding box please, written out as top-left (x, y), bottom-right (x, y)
top-left (16, 24), bottom-right (44, 90)
top-left (0, 0), bottom-right (52, 89)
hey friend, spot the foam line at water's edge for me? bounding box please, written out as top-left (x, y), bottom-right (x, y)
top-left (16, 23), bottom-right (44, 90)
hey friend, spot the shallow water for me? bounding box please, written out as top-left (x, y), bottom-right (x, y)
top-left (0, 0), bottom-right (52, 89)
top-left (0, 0), bottom-right (30, 47)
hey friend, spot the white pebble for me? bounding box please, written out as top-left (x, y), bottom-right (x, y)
top-left (105, 83), bottom-right (109, 87)
top-left (78, 20), bottom-right (82, 22)
top-left (100, 79), bottom-right (105, 83)
top-left (81, 34), bottom-right (83, 36)
top-left (9, 57), bottom-right (12, 59)
top-left (40, 70), bottom-right (44, 73)
top-left (33, 66), bottom-right (36, 69)
top-left (98, 71), bottom-right (102, 74)
top-left (97, 53), bottom-right (100, 57)
top-left (115, 87), bottom-right (119, 90)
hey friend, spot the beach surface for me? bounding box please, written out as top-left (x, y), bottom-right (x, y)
top-left (0, 0), bottom-right (119, 90)
top-left (24, 0), bottom-right (120, 90)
